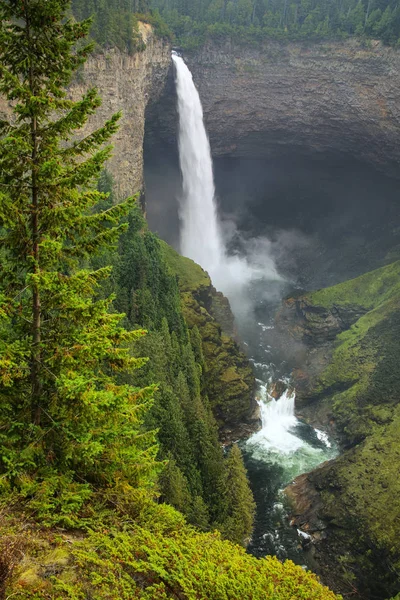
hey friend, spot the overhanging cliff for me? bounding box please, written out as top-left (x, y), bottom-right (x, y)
top-left (147, 38), bottom-right (400, 176)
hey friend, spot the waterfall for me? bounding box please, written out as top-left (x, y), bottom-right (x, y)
top-left (172, 52), bottom-right (279, 304)
top-left (249, 385), bottom-right (303, 455)
top-left (172, 52), bottom-right (225, 274)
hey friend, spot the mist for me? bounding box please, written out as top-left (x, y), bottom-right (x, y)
top-left (145, 143), bottom-right (400, 299)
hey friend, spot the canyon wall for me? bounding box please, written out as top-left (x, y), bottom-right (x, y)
top-left (149, 38), bottom-right (400, 176)
top-left (280, 262), bottom-right (400, 598)
top-left (0, 23), bottom-right (172, 199)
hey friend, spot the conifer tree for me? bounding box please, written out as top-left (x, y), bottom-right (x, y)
top-left (0, 0), bottom-right (158, 521)
top-left (219, 444), bottom-right (256, 545)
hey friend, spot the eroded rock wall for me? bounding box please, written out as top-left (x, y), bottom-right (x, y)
top-left (0, 23), bottom-right (171, 199)
top-left (188, 39), bottom-right (400, 174)
top-left (149, 38), bottom-right (400, 176)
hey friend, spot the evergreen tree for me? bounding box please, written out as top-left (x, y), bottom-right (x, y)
top-left (0, 0), bottom-right (158, 524)
top-left (219, 444), bottom-right (256, 545)
top-left (152, 0), bottom-right (400, 46)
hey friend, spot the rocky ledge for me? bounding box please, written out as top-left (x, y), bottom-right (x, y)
top-left (161, 242), bottom-right (260, 441)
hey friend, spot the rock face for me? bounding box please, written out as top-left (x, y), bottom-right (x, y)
top-left (149, 38), bottom-right (400, 176)
top-left (0, 23), bottom-right (172, 199)
top-left (161, 243), bottom-right (259, 441)
top-left (276, 295), bottom-right (367, 346)
top-left (184, 283), bottom-right (259, 441)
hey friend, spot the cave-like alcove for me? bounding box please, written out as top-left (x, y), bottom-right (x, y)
top-left (144, 69), bottom-right (400, 290)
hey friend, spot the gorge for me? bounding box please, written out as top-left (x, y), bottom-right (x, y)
top-left (171, 49), bottom-right (338, 570)
top-left (2, 14), bottom-right (400, 598)
top-left (142, 35), bottom-right (400, 600)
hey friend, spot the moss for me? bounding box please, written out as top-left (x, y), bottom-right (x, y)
top-left (314, 297), bottom-right (400, 442)
top-left (160, 241), bottom-right (210, 293)
top-left (3, 504), bottom-right (340, 600)
top-left (312, 407), bottom-right (400, 597)
top-left (299, 262), bottom-right (400, 596)
top-left (308, 260), bottom-right (400, 310)
top-left (162, 244), bottom-right (255, 431)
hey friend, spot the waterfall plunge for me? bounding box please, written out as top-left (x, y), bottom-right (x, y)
top-left (172, 53), bottom-right (280, 305)
top-left (249, 385), bottom-right (302, 455)
top-left (172, 52), bottom-right (224, 272)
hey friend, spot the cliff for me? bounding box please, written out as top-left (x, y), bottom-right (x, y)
top-left (280, 262), bottom-right (400, 598)
top-left (161, 242), bottom-right (259, 440)
top-left (0, 23), bottom-right (172, 199)
top-left (148, 38), bottom-right (400, 176)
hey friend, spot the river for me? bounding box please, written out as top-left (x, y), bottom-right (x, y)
top-left (172, 51), bottom-right (337, 566)
top-left (237, 296), bottom-right (337, 563)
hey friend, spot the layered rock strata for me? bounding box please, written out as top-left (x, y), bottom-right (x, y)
top-left (0, 23), bottom-right (172, 199)
top-left (148, 38), bottom-right (400, 176)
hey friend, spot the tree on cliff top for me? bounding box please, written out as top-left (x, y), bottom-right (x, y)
top-left (0, 0), bottom-right (158, 524)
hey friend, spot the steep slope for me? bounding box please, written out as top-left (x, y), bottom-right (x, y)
top-left (281, 262), bottom-right (400, 598)
top-left (0, 501), bottom-right (340, 600)
top-left (92, 203), bottom-right (258, 537)
top-left (0, 22), bottom-right (171, 199)
top-left (160, 242), bottom-right (259, 440)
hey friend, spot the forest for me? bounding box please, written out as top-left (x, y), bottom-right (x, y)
top-left (70, 0), bottom-right (400, 50)
top-left (151, 0), bottom-right (400, 47)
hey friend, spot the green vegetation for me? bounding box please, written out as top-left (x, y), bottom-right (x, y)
top-left (108, 207), bottom-right (256, 532)
top-left (308, 261), bottom-right (400, 442)
top-left (302, 261), bottom-right (400, 596)
top-left (161, 244), bottom-right (255, 430)
top-left (70, 0), bottom-right (173, 51)
top-left (0, 2), bottom-right (339, 598)
top-left (71, 0), bottom-right (148, 51)
top-left (0, 502), bottom-right (338, 599)
top-left (0, 0), bottom-right (158, 527)
top-left (152, 0), bottom-right (400, 48)
top-left (160, 241), bottom-right (210, 292)
top-left (70, 0), bottom-right (400, 52)
top-left (309, 260), bottom-right (400, 310)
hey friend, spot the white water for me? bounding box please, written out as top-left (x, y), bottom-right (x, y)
top-left (246, 379), bottom-right (335, 479)
top-left (250, 385), bottom-right (302, 454)
top-left (172, 52), bottom-right (280, 305)
top-left (172, 52), bottom-right (337, 559)
top-left (172, 50), bottom-right (334, 472)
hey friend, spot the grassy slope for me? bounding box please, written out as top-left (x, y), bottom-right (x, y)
top-left (304, 261), bottom-right (400, 593)
top-left (308, 260), bottom-right (400, 310)
top-left (160, 241), bottom-right (211, 293)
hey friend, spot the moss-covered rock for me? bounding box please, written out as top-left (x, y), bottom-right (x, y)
top-left (160, 242), bottom-right (258, 440)
top-left (283, 261), bottom-right (400, 599)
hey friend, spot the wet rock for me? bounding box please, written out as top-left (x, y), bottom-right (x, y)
top-left (269, 379), bottom-right (287, 399)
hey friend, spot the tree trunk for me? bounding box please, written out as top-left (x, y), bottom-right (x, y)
top-left (26, 5), bottom-right (42, 424)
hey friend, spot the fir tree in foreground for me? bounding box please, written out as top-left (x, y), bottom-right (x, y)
top-left (219, 443), bottom-right (256, 544)
top-left (0, 0), bottom-right (158, 522)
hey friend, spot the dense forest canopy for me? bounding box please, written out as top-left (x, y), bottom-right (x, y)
top-left (152, 0), bottom-right (400, 46)
top-left (0, 0), bottom-right (340, 597)
top-left (71, 0), bottom-right (171, 50)
top-left (71, 0), bottom-right (400, 49)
